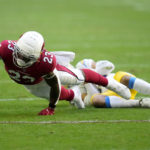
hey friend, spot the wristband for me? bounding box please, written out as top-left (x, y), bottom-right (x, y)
top-left (49, 103), bottom-right (56, 109)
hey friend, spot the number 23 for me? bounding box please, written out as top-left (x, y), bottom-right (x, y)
top-left (43, 52), bottom-right (53, 64)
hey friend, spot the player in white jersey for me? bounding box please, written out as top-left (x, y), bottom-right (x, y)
top-left (76, 59), bottom-right (150, 108)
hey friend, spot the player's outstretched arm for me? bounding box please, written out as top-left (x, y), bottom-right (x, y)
top-left (38, 71), bottom-right (61, 115)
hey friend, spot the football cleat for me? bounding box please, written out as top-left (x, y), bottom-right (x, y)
top-left (106, 77), bottom-right (131, 99)
top-left (71, 86), bottom-right (85, 109)
top-left (139, 98), bottom-right (150, 108)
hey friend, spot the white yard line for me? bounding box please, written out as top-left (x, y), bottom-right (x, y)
top-left (0, 120), bottom-right (150, 124)
top-left (0, 97), bottom-right (43, 101)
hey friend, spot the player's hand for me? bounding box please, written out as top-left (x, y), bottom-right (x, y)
top-left (38, 107), bottom-right (55, 115)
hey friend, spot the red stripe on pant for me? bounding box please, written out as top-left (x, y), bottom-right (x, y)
top-left (56, 64), bottom-right (78, 78)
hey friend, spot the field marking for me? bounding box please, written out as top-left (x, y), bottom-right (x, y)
top-left (0, 97), bottom-right (43, 101)
top-left (0, 120), bottom-right (150, 124)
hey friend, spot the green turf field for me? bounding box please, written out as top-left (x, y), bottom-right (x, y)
top-left (0, 0), bottom-right (150, 149)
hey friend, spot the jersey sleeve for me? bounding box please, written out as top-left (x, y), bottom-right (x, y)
top-left (0, 40), bottom-right (14, 60)
top-left (40, 50), bottom-right (57, 76)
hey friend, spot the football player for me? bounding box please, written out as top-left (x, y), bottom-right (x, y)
top-left (0, 31), bottom-right (86, 115)
top-left (0, 31), bottom-right (131, 115)
top-left (76, 59), bottom-right (150, 108)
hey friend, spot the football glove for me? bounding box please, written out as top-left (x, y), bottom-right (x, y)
top-left (38, 107), bottom-right (55, 115)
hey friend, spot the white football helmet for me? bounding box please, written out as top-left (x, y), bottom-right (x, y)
top-left (13, 31), bottom-right (44, 68)
top-left (96, 60), bottom-right (115, 75)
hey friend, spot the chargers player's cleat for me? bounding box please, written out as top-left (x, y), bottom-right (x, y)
top-left (71, 86), bottom-right (85, 109)
top-left (106, 77), bottom-right (131, 99)
top-left (140, 98), bottom-right (150, 108)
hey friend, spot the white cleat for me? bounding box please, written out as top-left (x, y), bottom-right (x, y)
top-left (71, 86), bottom-right (85, 109)
top-left (140, 98), bottom-right (150, 108)
top-left (106, 77), bottom-right (131, 99)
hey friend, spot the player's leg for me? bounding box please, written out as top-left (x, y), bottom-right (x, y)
top-left (83, 85), bottom-right (139, 108)
top-left (84, 89), bottom-right (150, 108)
top-left (81, 69), bottom-right (131, 99)
top-left (24, 79), bottom-right (84, 109)
top-left (83, 82), bottom-right (140, 108)
top-left (121, 75), bottom-right (150, 95)
top-left (91, 94), bottom-right (140, 108)
top-left (92, 94), bottom-right (150, 108)
top-left (59, 86), bottom-right (85, 109)
top-left (57, 64), bottom-right (131, 99)
top-left (24, 80), bottom-right (51, 99)
top-left (83, 83), bottom-right (137, 108)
